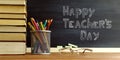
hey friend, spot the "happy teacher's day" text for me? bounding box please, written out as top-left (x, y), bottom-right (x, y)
top-left (62, 6), bottom-right (112, 41)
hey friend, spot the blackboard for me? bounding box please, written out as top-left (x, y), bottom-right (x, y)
top-left (27, 0), bottom-right (120, 47)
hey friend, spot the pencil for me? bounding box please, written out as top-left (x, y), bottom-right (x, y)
top-left (31, 17), bottom-right (39, 30)
top-left (28, 22), bottom-right (44, 51)
top-left (43, 20), bottom-right (47, 28)
top-left (40, 22), bottom-right (45, 30)
top-left (46, 19), bottom-right (53, 30)
top-left (28, 22), bottom-right (35, 31)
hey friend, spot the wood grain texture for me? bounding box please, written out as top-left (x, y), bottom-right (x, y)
top-left (0, 53), bottom-right (120, 60)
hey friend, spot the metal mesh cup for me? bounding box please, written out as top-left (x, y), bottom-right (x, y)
top-left (31, 30), bottom-right (51, 54)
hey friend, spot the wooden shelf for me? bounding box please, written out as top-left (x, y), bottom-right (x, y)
top-left (0, 53), bottom-right (120, 60)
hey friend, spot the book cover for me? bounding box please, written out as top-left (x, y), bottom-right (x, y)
top-left (0, 26), bottom-right (26, 32)
top-left (0, 0), bottom-right (26, 5)
top-left (0, 5), bottom-right (26, 13)
top-left (0, 14), bottom-right (26, 19)
top-left (0, 19), bottom-right (26, 26)
top-left (0, 42), bottom-right (26, 54)
top-left (0, 33), bottom-right (26, 42)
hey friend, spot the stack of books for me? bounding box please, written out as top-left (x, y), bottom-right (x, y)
top-left (0, 0), bottom-right (26, 54)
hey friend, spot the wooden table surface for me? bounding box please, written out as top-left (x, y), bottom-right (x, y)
top-left (0, 53), bottom-right (120, 60)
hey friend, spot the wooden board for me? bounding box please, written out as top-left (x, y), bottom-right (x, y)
top-left (0, 53), bottom-right (120, 60)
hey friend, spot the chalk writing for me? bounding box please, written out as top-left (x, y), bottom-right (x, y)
top-left (63, 18), bottom-right (112, 29)
top-left (80, 30), bottom-right (99, 41)
top-left (62, 5), bottom-right (112, 41)
top-left (63, 6), bottom-right (95, 18)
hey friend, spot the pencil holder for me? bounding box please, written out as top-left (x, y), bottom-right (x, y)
top-left (31, 30), bottom-right (51, 54)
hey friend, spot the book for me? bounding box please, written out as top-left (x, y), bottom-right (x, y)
top-left (0, 0), bottom-right (26, 5)
top-left (0, 5), bottom-right (26, 13)
top-left (0, 42), bottom-right (26, 54)
top-left (0, 26), bottom-right (26, 32)
top-left (0, 14), bottom-right (26, 19)
top-left (0, 19), bottom-right (26, 26)
top-left (0, 33), bottom-right (26, 42)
